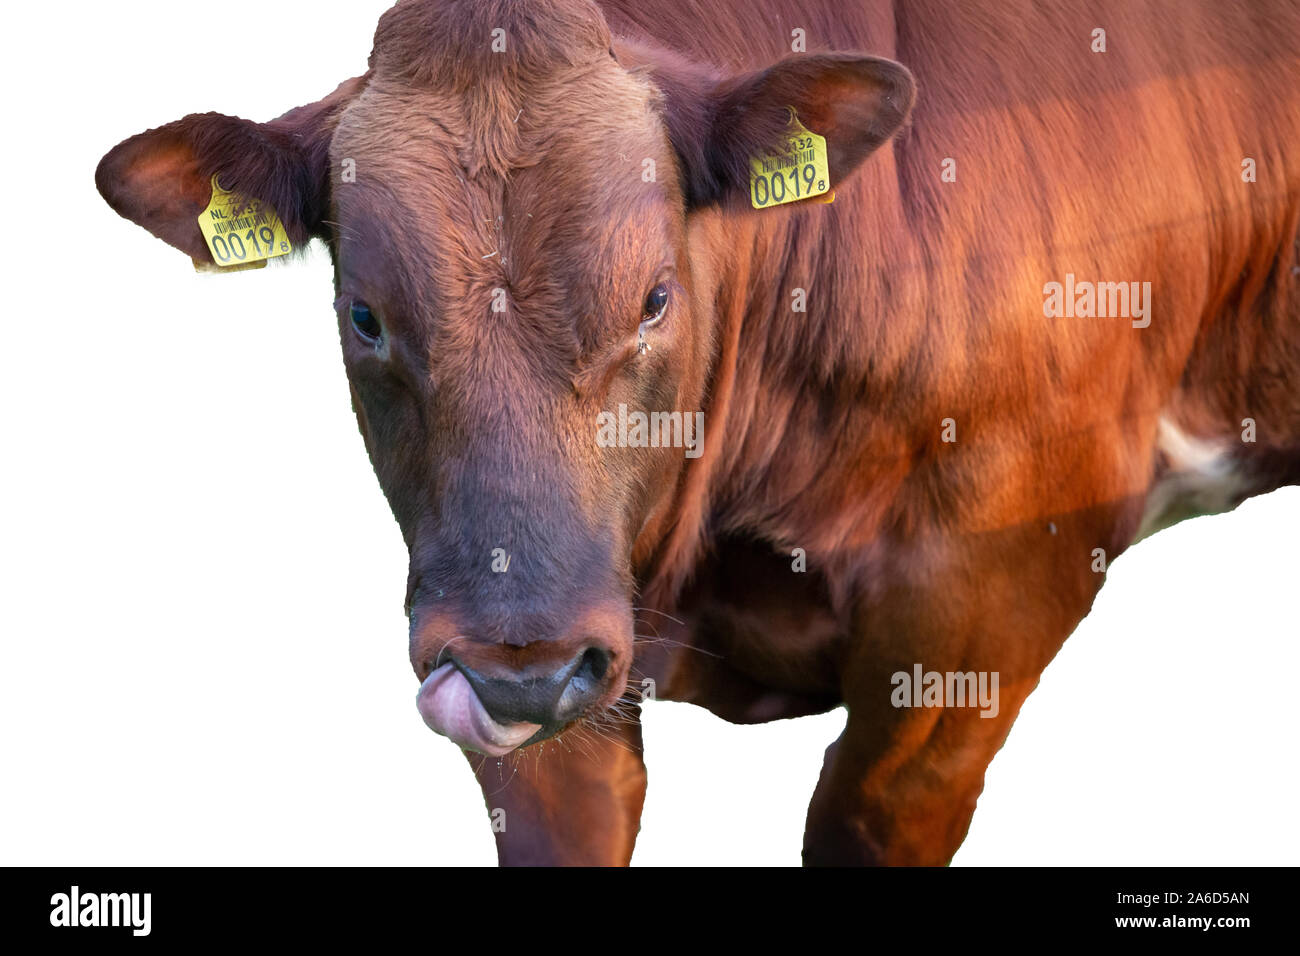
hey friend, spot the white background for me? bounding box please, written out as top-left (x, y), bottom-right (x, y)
top-left (1, 0), bottom-right (1296, 866)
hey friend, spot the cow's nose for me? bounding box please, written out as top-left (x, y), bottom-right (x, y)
top-left (454, 646), bottom-right (612, 727)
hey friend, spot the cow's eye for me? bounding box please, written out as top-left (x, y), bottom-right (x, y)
top-left (350, 302), bottom-right (382, 342)
top-left (642, 284), bottom-right (669, 325)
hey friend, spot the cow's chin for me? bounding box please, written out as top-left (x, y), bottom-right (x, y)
top-left (416, 664), bottom-right (542, 756)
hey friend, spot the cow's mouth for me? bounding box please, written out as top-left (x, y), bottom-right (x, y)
top-left (415, 663), bottom-right (543, 756)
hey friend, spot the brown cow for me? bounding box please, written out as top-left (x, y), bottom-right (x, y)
top-left (96, 0), bottom-right (1300, 865)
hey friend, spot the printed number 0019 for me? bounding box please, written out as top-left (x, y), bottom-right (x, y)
top-left (752, 162), bottom-right (825, 207)
top-left (210, 226), bottom-right (284, 263)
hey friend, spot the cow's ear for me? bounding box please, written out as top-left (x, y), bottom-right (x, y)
top-left (95, 76), bottom-right (366, 266)
top-left (647, 51), bottom-right (914, 210)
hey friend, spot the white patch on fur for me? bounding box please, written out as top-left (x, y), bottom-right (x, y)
top-left (1136, 417), bottom-right (1248, 542)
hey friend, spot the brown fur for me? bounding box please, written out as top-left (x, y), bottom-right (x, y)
top-left (97, 0), bottom-right (1300, 865)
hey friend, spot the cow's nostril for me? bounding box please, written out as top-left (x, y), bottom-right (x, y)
top-left (553, 646), bottom-right (613, 723)
top-left (576, 645), bottom-right (610, 684)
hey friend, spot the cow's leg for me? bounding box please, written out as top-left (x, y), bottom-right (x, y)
top-left (802, 504), bottom-right (1131, 865)
top-left (465, 703), bottom-right (647, 866)
top-left (802, 678), bottom-right (1036, 865)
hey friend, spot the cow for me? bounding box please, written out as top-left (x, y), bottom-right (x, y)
top-left (95, 0), bottom-right (1300, 865)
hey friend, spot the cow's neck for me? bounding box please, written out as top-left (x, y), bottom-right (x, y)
top-left (725, 164), bottom-right (924, 537)
top-left (644, 160), bottom-right (925, 607)
top-left (622, 0), bottom-right (920, 605)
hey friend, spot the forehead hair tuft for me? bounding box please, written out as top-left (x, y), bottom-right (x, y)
top-left (368, 0), bottom-right (615, 178)
top-left (371, 0), bottom-right (612, 91)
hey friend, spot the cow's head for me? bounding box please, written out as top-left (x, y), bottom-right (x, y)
top-left (96, 0), bottom-right (913, 755)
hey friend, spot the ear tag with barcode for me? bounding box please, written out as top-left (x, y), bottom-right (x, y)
top-left (749, 109), bottom-right (833, 209)
top-left (196, 174), bottom-right (292, 272)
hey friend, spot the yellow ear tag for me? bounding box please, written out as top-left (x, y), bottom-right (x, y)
top-left (749, 109), bottom-right (832, 209)
top-left (195, 174), bottom-right (292, 272)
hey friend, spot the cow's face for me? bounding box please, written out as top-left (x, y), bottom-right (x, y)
top-left (95, 0), bottom-right (912, 755)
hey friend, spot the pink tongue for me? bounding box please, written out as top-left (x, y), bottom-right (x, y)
top-left (416, 663), bottom-right (541, 756)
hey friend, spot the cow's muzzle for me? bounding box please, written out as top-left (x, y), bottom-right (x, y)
top-left (415, 645), bottom-right (615, 754)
